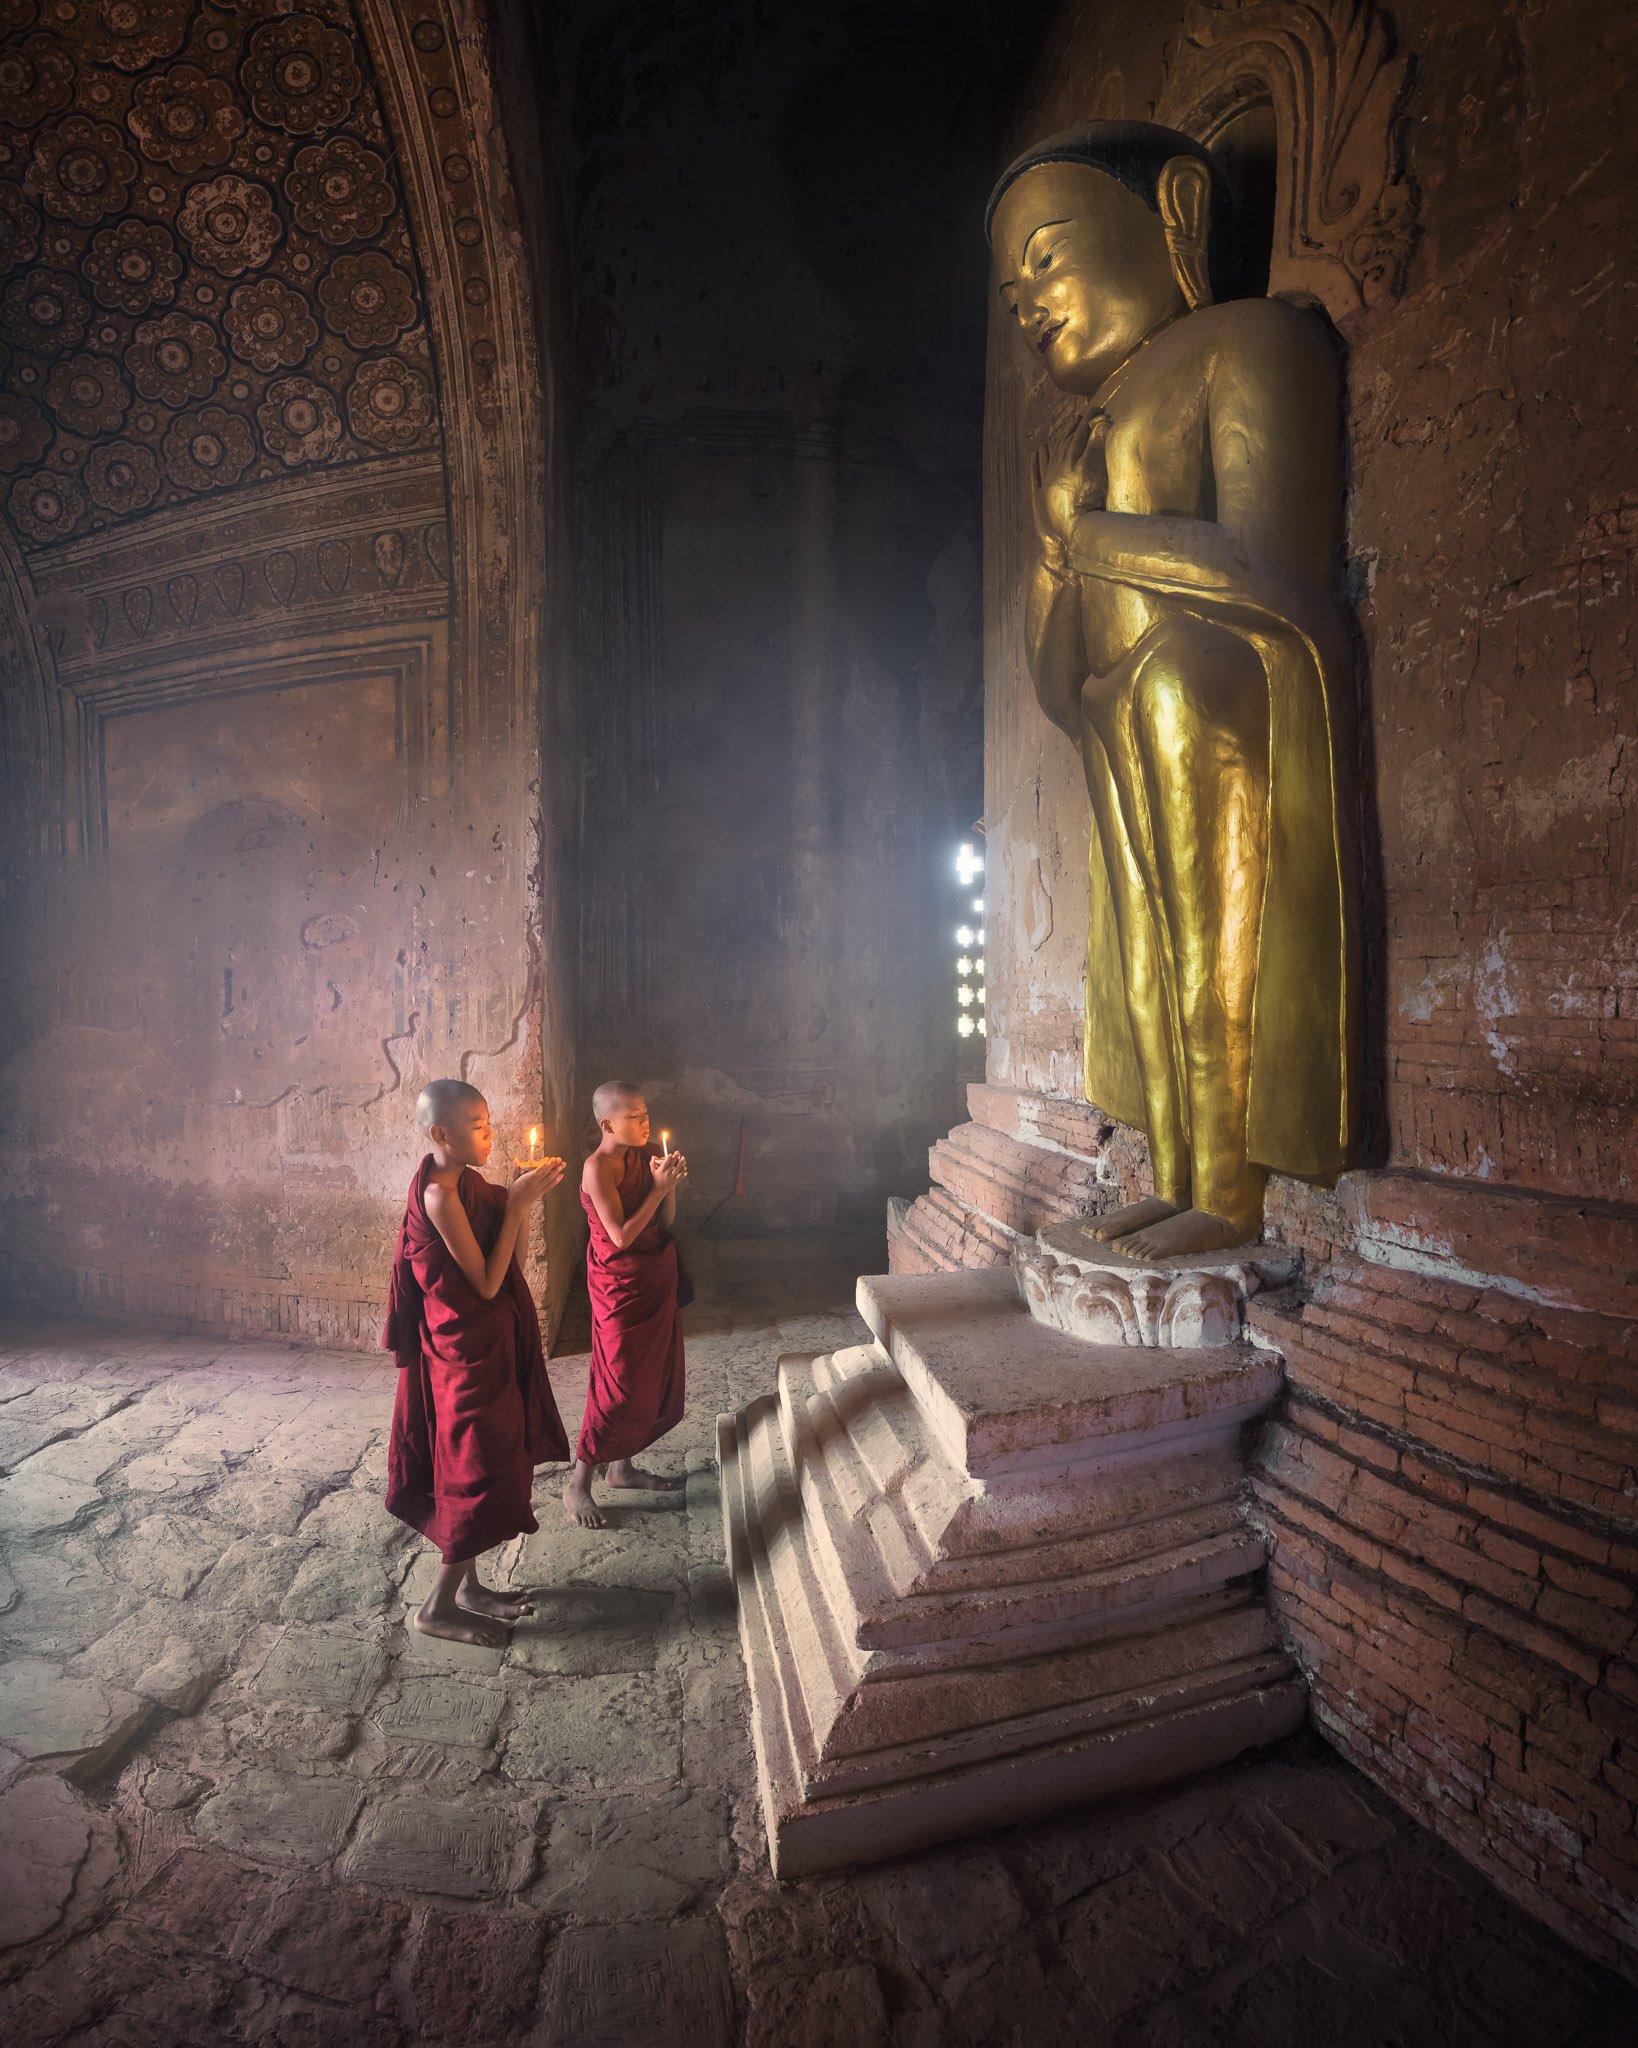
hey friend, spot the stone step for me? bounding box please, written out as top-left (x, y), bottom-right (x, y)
top-left (775, 1353), bottom-right (1263, 1654)
top-left (806, 1632), bottom-right (1296, 1795)
top-left (731, 1398), bottom-right (856, 1758)
top-left (721, 1394), bottom-right (1298, 1805)
top-left (858, 1270), bottom-right (1284, 1479)
top-left (773, 1343), bottom-right (1261, 1630)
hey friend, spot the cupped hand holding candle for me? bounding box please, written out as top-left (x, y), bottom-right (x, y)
top-left (512, 1125), bottom-right (565, 1187)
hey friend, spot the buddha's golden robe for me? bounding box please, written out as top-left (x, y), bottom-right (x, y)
top-left (1080, 563), bottom-right (1359, 1182)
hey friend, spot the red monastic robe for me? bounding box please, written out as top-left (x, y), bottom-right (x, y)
top-left (577, 1145), bottom-right (686, 1463)
top-left (384, 1155), bottom-right (568, 1560)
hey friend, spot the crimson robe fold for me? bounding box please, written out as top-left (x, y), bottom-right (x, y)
top-left (578, 1144), bottom-right (686, 1463)
top-left (384, 1155), bottom-right (569, 1561)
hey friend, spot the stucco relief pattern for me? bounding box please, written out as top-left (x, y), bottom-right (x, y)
top-left (0, 0), bottom-right (441, 551)
top-left (1155, 0), bottom-right (1414, 320)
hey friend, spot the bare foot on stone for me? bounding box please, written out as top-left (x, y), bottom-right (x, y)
top-left (563, 1478), bottom-right (606, 1528)
top-left (457, 1578), bottom-right (533, 1620)
top-left (1120, 1207), bottom-right (1254, 1262)
top-left (604, 1459), bottom-right (683, 1492)
top-left (414, 1594), bottom-right (511, 1648)
top-left (1082, 1197), bottom-right (1181, 1244)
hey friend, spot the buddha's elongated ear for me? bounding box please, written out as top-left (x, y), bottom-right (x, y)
top-left (1157, 155), bottom-right (1214, 310)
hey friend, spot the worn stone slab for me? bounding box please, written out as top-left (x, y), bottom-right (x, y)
top-left (194, 1767), bottom-right (363, 1866)
top-left (240, 1876), bottom-right (408, 2002)
top-left (372, 1675), bottom-right (506, 1749)
top-left (502, 1674), bottom-right (682, 1791)
top-left (0, 1384), bottom-right (128, 1473)
top-left (191, 1535), bottom-right (315, 1618)
top-left (0, 1776), bottom-right (101, 1947)
top-left (0, 1467), bottom-right (104, 1536)
top-left (206, 1471), bottom-right (317, 1535)
top-left (279, 1545), bottom-right (397, 1623)
top-left (408, 1909), bottom-right (546, 2043)
top-left (506, 1584), bottom-right (673, 1676)
top-left (129, 1845), bottom-right (280, 1955)
top-left (71, 1601), bottom-right (238, 1712)
top-left (298, 1487), bottom-right (414, 1550)
top-left (258, 1405), bottom-right (380, 1486)
top-left (341, 1795), bottom-right (517, 1899)
top-left (745, 1964), bottom-right (890, 2048)
top-left (220, 1698), bottom-right (357, 1771)
top-left (513, 1503), bottom-right (689, 1594)
top-left (541, 1919), bottom-right (736, 2048)
top-left (254, 1626), bottom-right (389, 1712)
top-left (530, 1787), bottom-right (730, 1920)
top-left (0, 1655), bottom-right (152, 1779)
top-left (106, 1510), bottom-right (225, 1599)
top-left (131, 1389), bottom-right (316, 1472)
top-left (0, 1546), bottom-right (146, 1657)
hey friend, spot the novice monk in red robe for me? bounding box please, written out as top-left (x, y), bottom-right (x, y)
top-left (563, 1081), bottom-right (689, 1528)
top-left (385, 1078), bottom-right (570, 1645)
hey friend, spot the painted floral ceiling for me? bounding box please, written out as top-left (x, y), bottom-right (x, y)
top-left (0, 0), bottom-right (442, 553)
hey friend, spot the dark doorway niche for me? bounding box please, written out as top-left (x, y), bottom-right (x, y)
top-left (1214, 100), bottom-right (1278, 299)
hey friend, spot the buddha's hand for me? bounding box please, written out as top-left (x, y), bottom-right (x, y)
top-left (1032, 412), bottom-right (1109, 566)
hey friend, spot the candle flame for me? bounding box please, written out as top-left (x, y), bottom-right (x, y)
top-left (661, 1129), bottom-right (671, 1155)
top-left (528, 1126), bottom-right (539, 1151)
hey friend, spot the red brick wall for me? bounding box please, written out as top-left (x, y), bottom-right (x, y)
top-left (1253, 1259), bottom-right (1638, 1976)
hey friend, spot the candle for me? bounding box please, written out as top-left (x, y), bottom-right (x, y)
top-left (515, 1125), bottom-right (545, 1170)
top-left (660, 1129), bottom-right (671, 1157)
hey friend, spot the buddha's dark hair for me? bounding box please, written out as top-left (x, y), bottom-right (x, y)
top-left (986, 120), bottom-right (1241, 296)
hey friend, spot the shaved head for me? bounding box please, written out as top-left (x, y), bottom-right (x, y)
top-left (416, 1078), bottom-right (487, 1132)
top-left (592, 1080), bottom-right (644, 1123)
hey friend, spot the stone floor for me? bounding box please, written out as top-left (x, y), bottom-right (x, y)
top-left (1, 1231), bottom-right (1635, 2047)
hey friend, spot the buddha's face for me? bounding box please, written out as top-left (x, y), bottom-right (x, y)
top-left (992, 160), bottom-right (1186, 396)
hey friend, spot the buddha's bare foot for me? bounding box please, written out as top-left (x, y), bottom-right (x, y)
top-left (458, 1578), bottom-right (534, 1619)
top-left (414, 1595), bottom-right (510, 1647)
top-left (563, 1479), bottom-right (605, 1528)
top-left (605, 1459), bottom-right (683, 1492)
top-left (1082, 1197), bottom-right (1181, 1243)
top-left (1120, 1207), bottom-right (1256, 1262)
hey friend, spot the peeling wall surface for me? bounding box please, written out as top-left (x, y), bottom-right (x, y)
top-left (0, 0), bottom-right (574, 1342)
top-left (554, 0), bottom-right (1009, 1226)
top-left (891, 0), bottom-right (1638, 1976)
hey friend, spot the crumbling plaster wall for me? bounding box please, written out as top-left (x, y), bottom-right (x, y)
top-left (0, 0), bottom-right (578, 1343)
top-left (555, 0), bottom-right (1014, 1227)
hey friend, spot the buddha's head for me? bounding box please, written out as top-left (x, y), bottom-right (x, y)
top-left (987, 121), bottom-right (1239, 396)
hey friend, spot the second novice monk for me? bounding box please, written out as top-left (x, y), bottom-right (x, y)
top-left (563, 1081), bottom-right (689, 1528)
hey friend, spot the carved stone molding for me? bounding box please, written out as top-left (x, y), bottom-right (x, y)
top-left (1155, 0), bottom-right (1415, 320)
top-left (1013, 1220), bottom-right (1300, 1348)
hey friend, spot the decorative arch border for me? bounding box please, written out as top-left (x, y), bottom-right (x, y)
top-left (1155, 0), bottom-right (1416, 321)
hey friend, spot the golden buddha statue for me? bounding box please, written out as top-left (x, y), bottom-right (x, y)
top-left (988, 123), bottom-right (1359, 1260)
